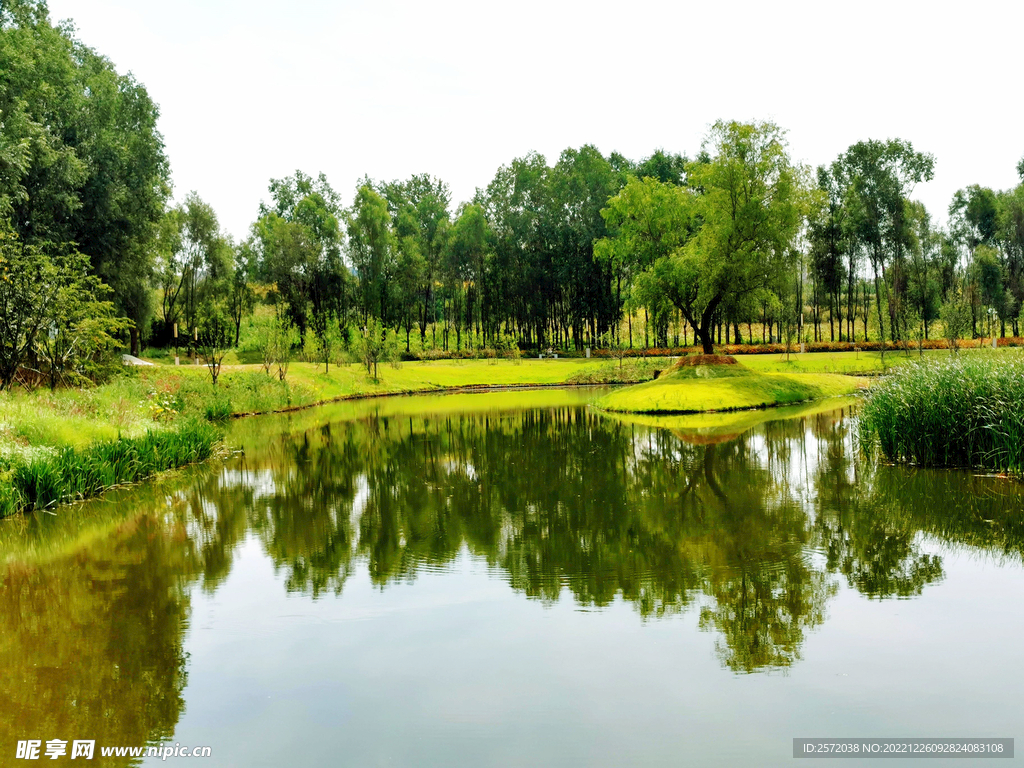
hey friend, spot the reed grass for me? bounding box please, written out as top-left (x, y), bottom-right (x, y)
top-left (859, 356), bottom-right (1024, 473)
top-left (1, 419), bottom-right (220, 516)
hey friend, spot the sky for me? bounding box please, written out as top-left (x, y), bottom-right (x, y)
top-left (47, 0), bottom-right (1024, 242)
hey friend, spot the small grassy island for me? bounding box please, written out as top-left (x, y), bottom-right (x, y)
top-left (597, 355), bottom-right (867, 414)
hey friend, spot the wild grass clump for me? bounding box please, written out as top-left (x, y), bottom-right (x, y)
top-left (4, 419), bottom-right (220, 514)
top-left (859, 355), bottom-right (1024, 472)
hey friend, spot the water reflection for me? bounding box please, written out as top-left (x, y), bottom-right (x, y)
top-left (0, 513), bottom-right (192, 763)
top-left (207, 400), bottom-right (1022, 670)
top-left (1, 391), bottom-right (1023, 761)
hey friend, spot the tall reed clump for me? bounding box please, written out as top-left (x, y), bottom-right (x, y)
top-left (859, 355), bottom-right (1024, 473)
top-left (4, 419), bottom-right (220, 515)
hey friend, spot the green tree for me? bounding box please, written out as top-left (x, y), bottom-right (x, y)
top-left (309, 309), bottom-right (340, 374)
top-left (996, 184), bottom-right (1024, 334)
top-left (654, 120), bottom-right (804, 354)
top-left (392, 220), bottom-right (426, 352)
top-left (479, 152), bottom-right (550, 349)
top-left (157, 193), bottom-right (232, 338)
top-left (597, 176), bottom-right (694, 348)
top-left (381, 175), bottom-right (451, 346)
top-left (353, 316), bottom-right (396, 379)
top-left (972, 244), bottom-right (1005, 333)
top-left (0, 1), bottom-right (170, 353)
top-left (196, 298), bottom-right (233, 386)
top-left (253, 311), bottom-right (295, 381)
top-left (940, 290), bottom-right (971, 354)
top-left (842, 139), bottom-right (935, 351)
top-left (904, 201), bottom-right (942, 340)
top-left (227, 241), bottom-right (256, 346)
top-left (36, 265), bottom-right (129, 389)
top-left (807, 164), bottom-right (849, 341)
top-left (446, 203), bottom-right (491, 350)
top-left (254, 171), bottom-right (349, 343)
top-left (347, 183), bottom-right (397, 324)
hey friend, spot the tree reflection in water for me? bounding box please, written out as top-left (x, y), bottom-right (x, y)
top-left (208, 402), bottom-right (1024, 672)
top-left (3, 395), bottom-right (1024, 761)
top-left (0, 513), bottom-right (193, 763)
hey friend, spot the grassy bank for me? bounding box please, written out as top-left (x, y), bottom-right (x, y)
top-left (859, 356), bottom-right (1024, 473)
top-left (0, 359), bottom-right (651, 517)
top-left (0, 369), bottom-right (312, 517)
top-left (597, 359), bottom-right (867, 413)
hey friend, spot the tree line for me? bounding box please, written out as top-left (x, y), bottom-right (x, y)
top-left (2, 0), bottom-right (1024, 389)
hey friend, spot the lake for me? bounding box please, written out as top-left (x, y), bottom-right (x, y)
top-left (2, 389), bottom-right (1022, 766)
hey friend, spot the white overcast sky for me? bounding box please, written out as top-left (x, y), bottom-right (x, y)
top-left (47, 0), bottom-right (1023, 241)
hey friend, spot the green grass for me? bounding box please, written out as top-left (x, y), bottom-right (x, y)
top-left (597, 361), bottom-right (867, 413)
top-left (859, 355), bottom-right (1024, 473)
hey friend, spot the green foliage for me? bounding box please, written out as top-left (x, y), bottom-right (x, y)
top-left (381, 174), bottom-right (452, 347)
top-left (309, 310), bottom-right (342, 373)
top-left (156, 193), bottom-right (233, 340)
top-left (972, 244), bottom-right (1004, 316)
top-left (495, 330), bottom-right (521, 363)
top-left (347, 184), bottom-right (398, 322)
top-left (0, 225), bottom-right (127, 389)
top-left (36, 262), bottom-right (131, 389)
top-left (254, 171), bottom-right (349, 341)
top-left (841, 138), bottom-right (935, 349)
top-left (566, 357), bottom-right (663, 384)
top-left (860, 356), bottom-right (1024, 473)
top-left (599, 122), bottom-right (804, 354)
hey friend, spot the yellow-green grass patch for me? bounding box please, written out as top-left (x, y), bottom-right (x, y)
top-left (597, 363), bottom-right (867, 414)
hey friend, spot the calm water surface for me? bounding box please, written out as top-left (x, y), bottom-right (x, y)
top-left (2, 389), bottom-right (1023, 767)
